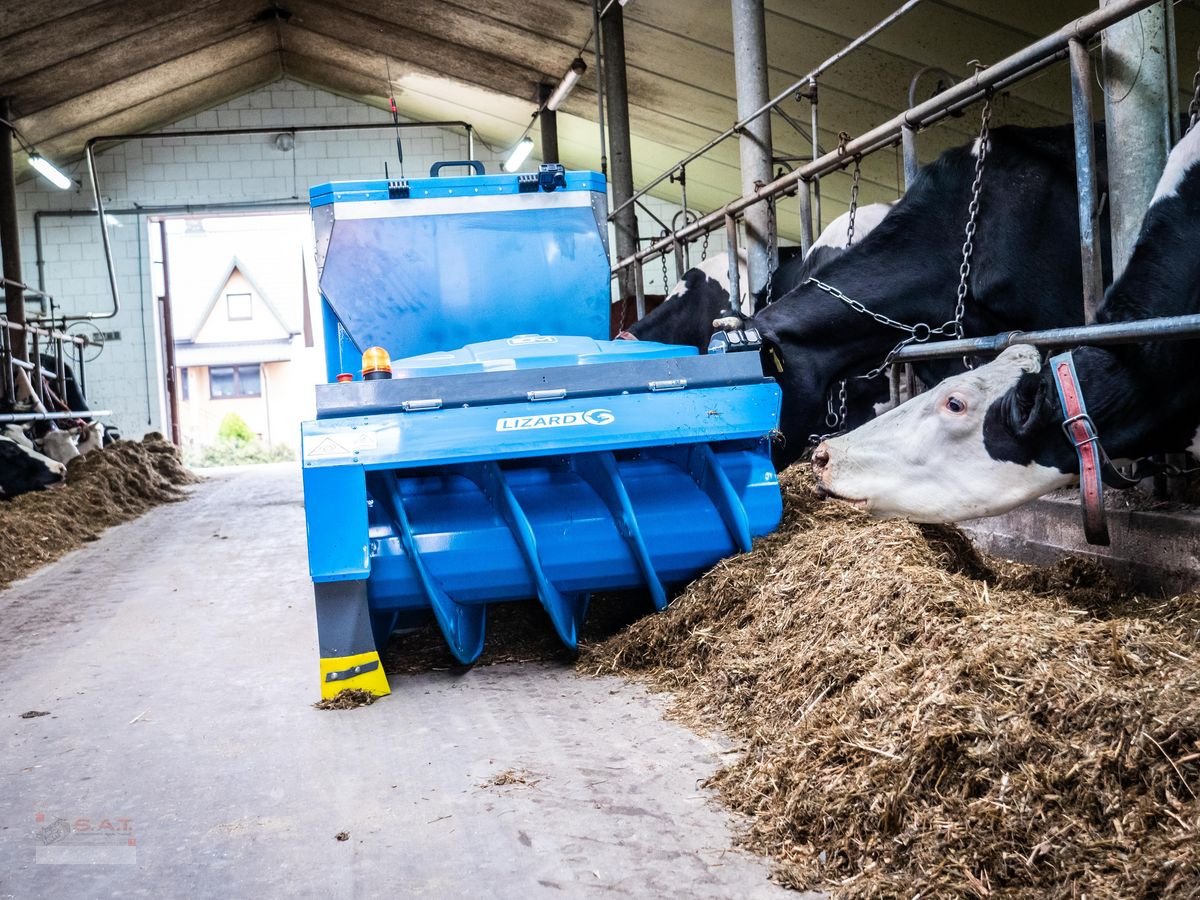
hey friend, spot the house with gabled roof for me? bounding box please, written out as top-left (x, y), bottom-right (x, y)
top-left (174, 251), bottom-right (310, 450)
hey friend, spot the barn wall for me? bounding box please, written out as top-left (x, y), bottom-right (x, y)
top-left (14, 77), bottom-right (704, 440)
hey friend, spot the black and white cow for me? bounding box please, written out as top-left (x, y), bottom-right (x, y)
top-left (627, 203), bottom-right (896, 351)
top-left (812, 123), bottom-right (1200, 521)
top-left (625, 250), bottom-right (750, 349)
top-left (756, 123), bottom-right (1112, 466)
top-left (0, 435), bottom-right (66, 498)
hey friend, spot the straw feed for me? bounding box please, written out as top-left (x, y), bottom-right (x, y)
top-left (0, 433), bottom-right (197, 589)
top-left (581, 470), bottom-right (1200, 898)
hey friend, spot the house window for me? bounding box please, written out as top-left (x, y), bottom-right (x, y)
top-left (226, 292), bottom-right (252, 321)
top-left (209, 364), bottom-right (262, 399)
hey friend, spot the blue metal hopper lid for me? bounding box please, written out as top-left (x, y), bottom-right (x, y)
top-left (389, 335), bottom-right (696, 379)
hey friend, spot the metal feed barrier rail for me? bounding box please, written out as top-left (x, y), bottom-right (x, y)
top-left (0, 276), bottom-right (104, 423)
top-left (609, 0), bottom-right (1173, 344)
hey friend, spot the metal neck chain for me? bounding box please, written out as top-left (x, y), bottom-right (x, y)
top-left (954, 95), bottom-right (992, 346)
top-left (660, 237), bottom-right (670, 293)
top-left (846, 157), bottom-right (862, 246)
top-left (804, 97), bottom-right (992, 448)
top-left (700, 230), bottom-right (709, 261)
top-left (1189, 45), bottom-right (1200, 134)
top-left (763, 195), bottom-right (777, 305)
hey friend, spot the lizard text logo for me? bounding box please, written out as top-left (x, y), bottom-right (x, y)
top-left (495, 408), bottom-right (615, 432)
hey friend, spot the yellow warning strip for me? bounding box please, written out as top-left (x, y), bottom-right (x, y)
top-left (319, 651), bottom-right (391, 700)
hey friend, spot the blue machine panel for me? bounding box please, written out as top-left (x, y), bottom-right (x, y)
top-left (312, 167), bottom-right (610, 380)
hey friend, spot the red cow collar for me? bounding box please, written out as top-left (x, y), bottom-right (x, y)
top-left (1049, 351), bottom-right (1110, 546)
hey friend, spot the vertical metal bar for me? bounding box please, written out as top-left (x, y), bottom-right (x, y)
top-left (633, 259), bottom-right (646, 319)
top-left (601, 3), bottom-right (638, 303)
top-left (725, 213), bottom-right (745, 314)
top-left (810, 81), bottom-right (822, 232)
top-left (537, 84), bottom-right (560, 165)
top-left (730, 0), bottom-right (776, 298)
top-left (1101, 0), bottom-right (1172, 278)
top-left (54, 332), bottom-right (65, 401)
top-left (0, 99), bottom-right (26, 362)
top-left (1164, 0), bottom-right (1181, 146)
top-left (673, 240), bottom-right (685, 280)
top-left (797, 178), bottom-right (814, 253)
top-left (888, 365), bottom-right (902, 408)
top-left (31, 331), bottom-right (41, 406)
top-left (592, 0), bottom-right (608, 178)
top-left (1069, 38), bottom-right (1105, 324)
top-left (76, 340), bottom-right (85, 401)
top-left (466, 125), bottom-right (475, 162)
top-left (0, 316), bottom-right (12, 403)
top-left (156, 220), bottom-right (181, 446)
top-left (901, 124), bottom-right (920, 189)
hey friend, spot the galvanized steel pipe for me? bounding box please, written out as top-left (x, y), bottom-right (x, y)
top-left (613, 0), bottom-right (1161, 273)
top-left (731, 0), bottom-right (777, 298)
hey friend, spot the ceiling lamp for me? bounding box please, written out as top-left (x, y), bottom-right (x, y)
top-left (502, 137), bottom-right (535, 172)
top-left (29, 153), bottom-right (72, 190)
top-left (545, 58), bottom-right (587, 112)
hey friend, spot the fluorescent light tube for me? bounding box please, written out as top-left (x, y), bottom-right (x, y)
top-left (502, 137), bottom-right (535, 172)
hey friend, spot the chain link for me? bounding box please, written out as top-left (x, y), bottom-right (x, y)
top-left (846, 157), bottom-right (862, 246)
top-left (659, 235), bottom-right (670, 293)
top-left (763, 195), bottom-right (777, 305)
top-left (954, 95), bottom-right (992, 346)
top-left (804, 96), bottom-right (993, 448)
top-left (700, 230), bottom-right (709, 261)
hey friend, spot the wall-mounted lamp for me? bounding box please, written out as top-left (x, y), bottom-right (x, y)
top-left (545, 58), bottom-right (587, 112)
top-left (502, 137), bottom-right (535, 172)
top-left (0, 117), bottom-right (74, 191)
top-left (28, 153), bottom-right (72, 190)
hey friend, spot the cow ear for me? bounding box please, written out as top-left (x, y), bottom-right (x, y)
top-left (1007, 372), bottom-right (1052, 436)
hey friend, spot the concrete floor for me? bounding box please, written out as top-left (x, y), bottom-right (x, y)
top-left (0, 464), bottom-right (810, 899)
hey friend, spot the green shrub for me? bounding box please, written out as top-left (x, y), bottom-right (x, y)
top-left (217, 412), bottom-right (255, 445)
top-left (185, 438), bottom-right (295, 468)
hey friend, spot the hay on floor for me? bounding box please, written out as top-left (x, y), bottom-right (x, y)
top-left (0, 433), bottom-right (197, 589)
top-left (580, 470), bottom-right (1200, 898)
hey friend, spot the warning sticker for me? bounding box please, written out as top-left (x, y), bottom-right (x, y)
top-left (305, 431), bottom-right (378, 459)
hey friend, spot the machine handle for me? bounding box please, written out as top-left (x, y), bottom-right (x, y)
top-left (429, 160), bottom-right (485, 177)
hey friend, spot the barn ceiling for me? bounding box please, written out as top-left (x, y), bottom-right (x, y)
top-left (2, 0), bottom-right (1199, 239)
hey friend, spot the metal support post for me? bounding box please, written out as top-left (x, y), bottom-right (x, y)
top-left (538, 83), bottom-right (560, 165)
top-left (155, 220), bottom-right (181, 447)
top-left (0, 99), bottom-right (26, 362)
top-left (730, 0), bottom-right (777, 298)
top-left (1101, 0), bottom-right (1172, 277)
top-left (1069, 38), bottom-right (1105, 323)
top-left (601, 3), bottom-right (639, 305)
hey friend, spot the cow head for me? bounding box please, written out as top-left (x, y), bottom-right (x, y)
top-left (0, 436), bottom-right (67, 497)
top-left (811, 345), bottom-right (1074, 521)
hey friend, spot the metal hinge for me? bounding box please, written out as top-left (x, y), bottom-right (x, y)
top-left (401, 398), bottom-right (442, 411)
top-left (527, 388), bottom-right (567, 401)
top-left (649, 379), bottom-right (687, 392)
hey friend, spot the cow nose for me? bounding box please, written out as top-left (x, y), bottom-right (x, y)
top-left (811, 444), bottom-right (830, 471)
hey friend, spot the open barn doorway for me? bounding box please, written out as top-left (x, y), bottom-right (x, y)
top-left (151, 211), bottom-right (325, 468)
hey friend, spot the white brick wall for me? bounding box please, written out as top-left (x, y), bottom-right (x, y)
top-left (14, 78), bottom-right (711, 438)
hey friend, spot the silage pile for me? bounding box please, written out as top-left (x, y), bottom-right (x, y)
top-left (581, 471), bottom-right (1200, 898)
top-left (0, 433), bottom-right (197, 589)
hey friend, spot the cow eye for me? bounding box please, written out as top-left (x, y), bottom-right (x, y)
top-left (944, 395), bottom-right (968, 414)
